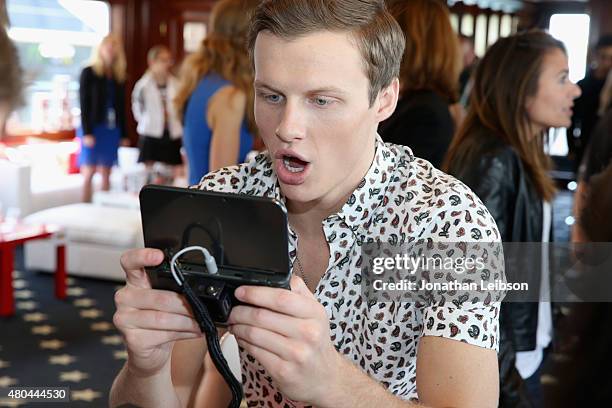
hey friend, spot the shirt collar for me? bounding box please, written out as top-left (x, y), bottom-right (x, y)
top-left (330, 134), bottom-right (408, 234)
top-left (255, 135), bottom-right (412, 234)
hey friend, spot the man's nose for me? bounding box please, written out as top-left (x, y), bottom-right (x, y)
top-left (275, 101), bottom-right (306, 142)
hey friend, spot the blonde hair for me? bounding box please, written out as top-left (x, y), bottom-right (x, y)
top-left (90, 34), bottom-right (127, 83)
top-left (147, 45), bottom-right (170, 64)
top-left (0, 29), bottom-right (23, 111)
top-left (1, 1), bottom-right (9, 28)
top-left (174, 0), bottom-right (258, 130)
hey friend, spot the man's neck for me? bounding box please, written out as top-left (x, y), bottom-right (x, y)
top-left (287, 197), bottom-right (346, 238)
top-left (287, 136), bottom-right (377, 237)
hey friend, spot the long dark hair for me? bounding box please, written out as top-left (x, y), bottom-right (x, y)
top-left (443, 30), bottom-right (564, 201)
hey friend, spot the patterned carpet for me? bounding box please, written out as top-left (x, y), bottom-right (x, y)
top-left (0, 247), bottom-right (125, 407)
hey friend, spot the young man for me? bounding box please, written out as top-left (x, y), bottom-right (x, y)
top-left (110, 1), bottom-right (501, 406)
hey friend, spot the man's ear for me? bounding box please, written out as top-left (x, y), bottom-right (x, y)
top-left (375, 77), bottom-right (400, 123)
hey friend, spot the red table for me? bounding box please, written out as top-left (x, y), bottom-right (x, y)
top-left (0, 223), bottom-right (66, 317)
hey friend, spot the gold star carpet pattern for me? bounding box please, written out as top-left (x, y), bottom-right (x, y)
top-left (0, 251), bottom-right (127, 407)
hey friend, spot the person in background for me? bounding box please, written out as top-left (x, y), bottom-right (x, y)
top-left (556, 117), bottom-right (612, 407)
top-left (379, 0), bottom-right (461, 169)
top-left (132, 45), bottom-right (183, 183)
top-left (458, 34), bottom-right (479, 107)
top-left (443, 30), bottom-right (582, 407)
top-left (79, 34), bottom-right (128, 202)
top-left (0, 4), bottom-right (23, 140)
top-left (568, 34), bottom-right (612, 172)
top-left (572, 74), bottom-right (612, 243)
top-left (174, 0), bottom-right (257, 185)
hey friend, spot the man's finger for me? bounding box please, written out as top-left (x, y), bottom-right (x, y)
top-left (290, 275), bottom-right (313, 297)
top-left (120, 248), bottom-right (164, 289)
top-left (114, 287), bottom-right (194, 317)
top-left (117, 309), bottom-right (201, 333)
top-left (233, 284), bottom-right (314, 318)
top-left (125, 329), bottom-right (203, 352)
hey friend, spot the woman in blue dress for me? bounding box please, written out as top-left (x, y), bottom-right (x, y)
top-left (174, 0), bottom-right (259, 185)
top-left (78, 34), bottom-right (128, 202)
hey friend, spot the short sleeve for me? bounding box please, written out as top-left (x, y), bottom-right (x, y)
top-left (192, 164), bottom-right (248, 193)
top-left (419, 176), bottom-right (503, 351)
top-left (422, 304), bottom-right (499, 350)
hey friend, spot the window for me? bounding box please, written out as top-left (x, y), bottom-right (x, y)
top-left (474, 14), bottom-right (487, 57)
top-left (6, 0), bottom-right (110, 133)
top-left (500, 14), bottom-right (512, 38)
top-left (547, 14), bottom-right (590, 156)
top-left (487, 14), bottom-right (499, 46)
top-left (461, 14), bottom-right (474, 37)
top-left (549, 14), bottom-right (590, 83)
top-left (183, 22), bottom-right (207, 53)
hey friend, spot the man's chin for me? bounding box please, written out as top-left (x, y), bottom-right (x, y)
top-left (279, 182), bottom-right (319, 206)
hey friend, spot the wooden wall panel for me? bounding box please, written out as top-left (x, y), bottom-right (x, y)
top-left (590, 0), bottom-right (612, 47)
top-left (107, 0), bottom-right (216, 142)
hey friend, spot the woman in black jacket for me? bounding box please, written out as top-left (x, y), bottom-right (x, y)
top-left (79, 34), bottom-right (128, 202)
top-left (443, 31), bottom-right (581, 407)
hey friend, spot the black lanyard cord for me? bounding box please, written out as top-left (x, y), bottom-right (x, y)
top-left (181, 280), bottom-right (243, 408)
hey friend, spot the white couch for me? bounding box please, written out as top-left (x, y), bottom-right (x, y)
top-left (24, 202), bottom-right (142, 281)
top-left (0, 142), bottom-right (147, 281)
top-left (0, 143), bottom-right (146, 217)
top-left (0, 156), bottom-right (84, 217)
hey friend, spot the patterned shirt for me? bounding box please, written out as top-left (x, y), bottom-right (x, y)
top-left (196, 136), bottom-right (501, 406)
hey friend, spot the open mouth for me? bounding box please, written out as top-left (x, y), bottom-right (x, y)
top-left (282, 155), bottom-right (309, 173)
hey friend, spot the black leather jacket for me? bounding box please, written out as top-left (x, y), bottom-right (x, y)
top-left (450, 137), bottom-right (543, 349)
top-left (446, 135), bottom-right (547, 405)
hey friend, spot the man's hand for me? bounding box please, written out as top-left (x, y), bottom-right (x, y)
top-left (120, 138), bottom-right (131, 147)
top-left (227, 275), bottom-right (345, 406)
top-left (113, 248), bottom-right (203, 377)
top-left (82, 134), bottom-right (95, 147)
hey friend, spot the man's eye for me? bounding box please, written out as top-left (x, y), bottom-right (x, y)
top-left (258, 92), bottom-right (282, 104)
top-left (265, 94), bottom-right (281, 103)
top-left (313, 97), bottom-right (331, 106)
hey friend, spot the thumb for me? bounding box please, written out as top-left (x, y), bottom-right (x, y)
top-left (120, 248), bottom-right (163, 289)
top-left (290, 274), bottom-right (314, 298)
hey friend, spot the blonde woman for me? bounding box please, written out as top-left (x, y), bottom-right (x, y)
top-left (78, 34), bottom-right (128, 202)
top-left (174, 0), bottom-right (258, 185)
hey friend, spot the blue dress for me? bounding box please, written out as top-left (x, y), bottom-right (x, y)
top-left (183, 74), bottom-right (253, 185)
top-left (78, 78), bottom-right (121, 167)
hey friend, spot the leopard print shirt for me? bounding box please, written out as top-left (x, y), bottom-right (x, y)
top-left (196, 137), bottom-right (501, 407)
